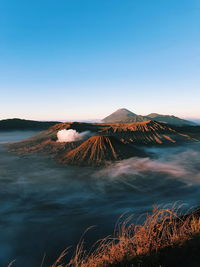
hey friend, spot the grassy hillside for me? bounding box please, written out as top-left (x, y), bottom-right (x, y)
top-left (50, 207), bottom-right (200, 267)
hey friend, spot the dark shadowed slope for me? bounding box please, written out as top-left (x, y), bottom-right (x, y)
top-left (0, 118), bottom-right (60, 130)
top-left (172, 125), bottom-right (200, 140)
top-left (60, 135), bottom-right (143, 166)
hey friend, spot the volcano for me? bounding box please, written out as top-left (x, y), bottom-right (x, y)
top-left (10, 120), bottom-right (197, 156)
top-left (98, 120), bottom-right (195, 145)
top-left (146, 113), bottom-right (196, 126)
top-left (60, 135), bottom-right (142, 166)
top-left (102, 108), bottom-right (148, 123)
top-left (102, 108), bottom-right (196, 126)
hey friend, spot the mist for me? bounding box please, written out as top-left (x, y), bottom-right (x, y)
top-left (0, 131), bottom-right (200, 267)
top-left (94, 144), bottom-right (200, 185)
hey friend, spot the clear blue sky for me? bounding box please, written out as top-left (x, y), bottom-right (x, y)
top-left (0, 0), bottom-right (199, 121)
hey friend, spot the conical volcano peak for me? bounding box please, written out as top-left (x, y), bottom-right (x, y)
top-left (115, 108), bottom-right (136, 115)
top-left (102, 109), bottom-right (196, 125)
top-left (60, 135), bottom-right (142, 166)
top-left (102, 108), bottom-right (146, 123)
top-left (86, 135), bottom-right (122, 145)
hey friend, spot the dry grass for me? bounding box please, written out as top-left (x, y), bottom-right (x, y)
top-left (50, 206), bottom-right (200, 267)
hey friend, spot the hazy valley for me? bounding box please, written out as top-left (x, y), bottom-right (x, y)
top-left (0, 108), bottom-right (199, 266)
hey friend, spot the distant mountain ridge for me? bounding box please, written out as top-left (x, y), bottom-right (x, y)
top-left (102, 108), bottom-right (196, 126)
top-left (0, 118), bottom-right (60, 131)
top-left (146, 113), bottom-right (196, 126)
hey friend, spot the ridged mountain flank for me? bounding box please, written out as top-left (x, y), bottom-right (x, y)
top-left (10, 120), bottom-right (197, 156)
top-left (98, 120), bottom-right (195, 145)
top-left (60, 135), bottom-right (142, 166)
top-left (147, 113), bottom-right (196, 126)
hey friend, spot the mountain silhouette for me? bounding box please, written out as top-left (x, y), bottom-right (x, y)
top-left (0, 118), bottom-right (60, 131)
top-left (147, 113), bottom-right (196, 126)
top-left (102, 108), bottom-right (195, 126)
top-left (102, 108), bottom-right (148, 123)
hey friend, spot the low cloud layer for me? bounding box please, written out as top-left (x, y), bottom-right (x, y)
top-left (94, 143), bottom-right (200, 186)
top-left (57, 129), bottom-right (90, 142)
top-left (0, 133), bottom-right (200, 266)
top-left (95, 157), bottom-right (187, 178)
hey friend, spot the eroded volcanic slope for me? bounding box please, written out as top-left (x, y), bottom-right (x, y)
top-left (9, 120), bottom-right (198, 166)
top-left (60, 135), bottom-right (142, 166)
top-left (98, 120), bottom-right (196, 144)
top-left (10, 120), bottom-right (196, 153)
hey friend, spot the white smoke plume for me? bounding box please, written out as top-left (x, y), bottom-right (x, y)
top-left (57, 129), bottom-right (90, 142)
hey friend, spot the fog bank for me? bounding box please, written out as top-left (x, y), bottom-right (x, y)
top-left (0, 131), bottom-right (200, 267)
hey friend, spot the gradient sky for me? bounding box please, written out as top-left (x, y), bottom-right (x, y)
top-left (0, 0), bottom-right (200, 121)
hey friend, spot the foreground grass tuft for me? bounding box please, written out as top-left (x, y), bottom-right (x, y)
top-left (51, 206), bottom-right (200, 267)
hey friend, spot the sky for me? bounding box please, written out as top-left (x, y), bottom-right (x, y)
top-left (0, 0), bottom-right (200, 121)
